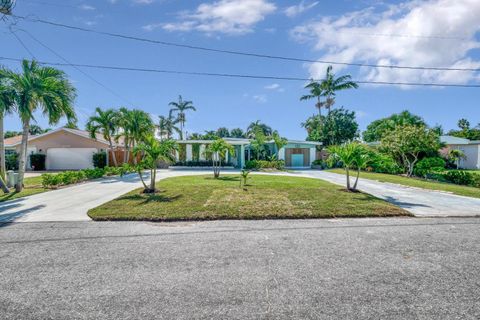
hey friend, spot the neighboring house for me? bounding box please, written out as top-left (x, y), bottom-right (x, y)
top-left (176, 138), bottom-right (322, 169)
top-left (440, 135), bottom-right (480, 169)
top-left (5, 127), bottom-right (117, 171)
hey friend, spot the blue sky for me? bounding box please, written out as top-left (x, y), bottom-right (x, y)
top-left (2, 0), bottom-right (480, 139)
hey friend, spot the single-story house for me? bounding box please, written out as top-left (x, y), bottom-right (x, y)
top-left (176, 138), bottom-right (322, 169)
top-left (5, 127), bottom-right (117, 170)
top-left (440, 135), bottom-right (480, 169)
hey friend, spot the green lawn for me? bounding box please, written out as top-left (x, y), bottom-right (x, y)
top-left (88, 175), bottom-right (409, 221)
top-left (0, 176), bottom-right (49, 202)
top-left (328, 169), bottom-right (480, 199)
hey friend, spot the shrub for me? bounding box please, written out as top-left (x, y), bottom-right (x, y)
top-left (5, 152), bottom-right (18, 171)
top-left (92, 152), bottom-right (107, 169)
top-left (245, 160), bottom-right (285, 170)
top-left (41, 173), bottom-right (61, 189)
top-left (367, 152), bottom-right (403, 174)
top-left (442, 170), bottom-right (475, 186)
top-left (312, 159), bottom-right (328, 169)
top-left (83, 168), bottom-right (105, 179)
top-left (104, 166), bottom-right (121, 176)
top-left (29, 153), bottom-right (46, 171)
top-left (414, 157), bottom-right (446, 177)
top-left (58, 171), bottom-right (78, 185)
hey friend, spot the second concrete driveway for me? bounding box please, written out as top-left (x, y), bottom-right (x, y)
top-left (272, 170), bottom-right (480, 217)
top-left (0, 170), bottom-right (207, 222)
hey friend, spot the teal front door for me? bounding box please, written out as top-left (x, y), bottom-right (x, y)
top-left (291, 154), bottom-right (304, 167)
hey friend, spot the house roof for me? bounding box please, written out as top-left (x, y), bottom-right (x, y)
top-left (440, 135), bottom-right (480, 145)
top-left (177, 138), bottom-right (322, 146)
top-left (4, 127), bottom-right (115, 147)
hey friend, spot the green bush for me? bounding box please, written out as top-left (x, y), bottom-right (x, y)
top-left (414, 157), bottom-right (446, 177)
top-left (83, 168), bottom-right (105, 179)
top-left (92, 152), bottom-right (107, 169)
top-left (5, 152), bottom-right (18, 171)
top-left (29, 153), bottom-right (46, 171)
top-left (442, 170), bottom-right (475, 186)
top-left (367, 152), bottom-right (403, 174)
top-left (245, 160), bottom-right (285, 170)
top-left (41, 174), bottom-right (61, 189)
top-left (312, 159), bottom-right (328, 169)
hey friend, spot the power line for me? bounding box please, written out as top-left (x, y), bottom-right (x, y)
top-left (12, 14), bottom-right (480, 73)
top-left (7, 26), bottom-right (36, 59)
top-left (17, 27), bottom-right (134, 106)
top-left (1, 56), bottom-right (479, 88)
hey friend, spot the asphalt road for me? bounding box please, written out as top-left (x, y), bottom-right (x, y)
top-left (1, 218), bottom-right (479, 319)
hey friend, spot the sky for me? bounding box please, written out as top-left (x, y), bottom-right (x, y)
top-left (1, 0), bottom-right (480, 139)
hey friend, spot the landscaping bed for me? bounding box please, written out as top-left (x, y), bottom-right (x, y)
top-left (88, 175), bottom-right (409, 221)
top-left (328, 169), bottom-right (480, 199)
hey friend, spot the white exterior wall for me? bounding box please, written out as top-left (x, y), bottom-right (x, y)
top-left (278, 147), bottom-right (285, 161)
top-left (186, 144), bottom-right (193, 161)
top-left (199, 144), bottom-right (206, 160)
top-left (452, 144), bottom-right (480, 169)
top-left (309, 148), bottom-right (316, 166)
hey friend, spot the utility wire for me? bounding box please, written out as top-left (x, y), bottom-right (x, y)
top-left (11, 14), bottom-right (480, 73)
top-left (17, 27), bottom-right (134, 107)
top-left (7, 26), bottom-right (36, 59)
top-left (1, 56), bottom-right (479, 88)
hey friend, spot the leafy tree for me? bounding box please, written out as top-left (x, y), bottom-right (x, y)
top-left (168, 95), bottom-right (196, 140)
top-left (250, 127), bottom-right (268, 160)
top-left (457, 118), bottom-right (470, 130)
top-left (247, 120), bottom-right (272, 138)
top-left (4, 131), bottom-right (21, 139)
top-left (363, 110), bottom-right (426, 142)
top-left (187, 132), bottom-right (204, 140)
top-left (303, 108), bottom-right (358, 146)
top-left (328, 143), bottom-right (370, 191)
top-left (134, 136), bottom-right (177, 193)
top-left (202, 130), bottom-right (219, 140)
top-left (380, 125), bottom-right (440, 177)
top-left (86, 108), bottom-right (119, 167)
top-left (230, 128), bottom-right (245, 138)
top-left (158, 114), bottom-right (180, 140)
top-left (3, 60), bottom-right (76, 192)
top-left (447, 118), bottom-right (480, 141)
top-left (216, 127), bottom-right (230, 138)
top-left (0, 70), bottom-right (16, 192)
top-left (205, 138), bottom-right (235, 178)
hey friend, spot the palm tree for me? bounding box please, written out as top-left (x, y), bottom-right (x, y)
top-left (206, 138), bottom-right (235, 178)
top-left (246, 120), bottom-right (272, 138)
top-left (300, 80), bottom-right (325, 117)
top-left (157, 114), bottom-right (180, 141)
top-left (118, 108), bottom-right (154, 164)
top-left (320, 65), bottom-right (358, 113)
top-left (168, 95), bottom-right (196, 140)
top-left (230, 128), bottom-right (245, 138)
top-left (327, 143), bottom-right (369, 191)
top-left (271, 130), bottom-right (287, 158)
top-left (86, 108), bottom-right (119, 167)
top-left (3, 60), bottom-right (76, 192)
top-left (0, 71), bottom-right (16, 193)
top-left (133, 136), bottom-right (177, 193)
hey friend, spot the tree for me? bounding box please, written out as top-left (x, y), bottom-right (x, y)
top-left (168, 95), bottom-right (196, 140)
top-left (86, 108), bottom-right (119, 167)
top-left (4, 131), bottom-right (21, 139)
top-left (0, 70), bottom-right (16, 193)
top-left (381, 125), bottom-right (440, 177)
top-left (250, 127), bottom-right (268, 160)
top-left (157, 114), bottom-right (180, 140)
top-left (363, 110), bottom-right (426, 142)
top-left (271, 130), bottom-right (287, 158)
top-left (64, 121), bottom-right (79, 129)
top-left (118, 108), bottom-right (154, 163)
top-left (230, 128), bottom-right (245, 138)
top-left (3, 60), bottom-right (76, 192)
top-left (205, 138), bottom-right (235, 178)
top-left (216, 127), bottom-right (230, 138)
top-left (29, 124), bottom-right (50, 135)
top-left (457, 118), bottom-right (470, 131)
top-left (303, 108), bottom-right (358, 146)
top-left (300, 80), bottom-right (326, 117)
top-left (320, 65), bottom-right (358, 113)
top-left (447, 118), bottom-right (480, 141)
top-left (134, 136), bottom-right (177, 193)
top-left (246, 120), bottom-right (272, 138)
top-left (448, 149), bottom-right (466, 169)
top-left (327, 143), bottom-right (370, 191)
top-left (202, 130), bottom-right (219, 140)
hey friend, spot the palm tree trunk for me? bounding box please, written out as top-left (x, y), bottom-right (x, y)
top-left (345, 167), bottom-right (351, 191)
top-left (16, 122), bottom-right (30, 192)
top-left (353, 168), bottom-right (361, 190)
top-left (0, 113), bottom-right (6, 180)
top-left (109, 140), bottom-right (118, 167)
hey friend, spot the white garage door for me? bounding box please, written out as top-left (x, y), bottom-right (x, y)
top-left (46, 148), bottom-right (97, 170)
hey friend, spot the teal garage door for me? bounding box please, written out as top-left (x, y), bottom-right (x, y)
top-left (291, 154), bottom-right (304, 167)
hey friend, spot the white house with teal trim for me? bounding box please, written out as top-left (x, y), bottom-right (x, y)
top-left (176, 138), bottom-right (322, 169)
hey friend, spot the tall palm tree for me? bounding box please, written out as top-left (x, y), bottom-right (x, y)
top-left (86, 108), bottom-right (120, 167)
top-left (320, 65), bottom-right (358, 113)
top-left (3, 60), bottom-right (76, 192)
top-left (168, 95), bottom-right (196, 140)
top-left (300, 80), bottom-right (325, 117)
top-left (157, 114), bottom-right (180, 141)
top-left (246, 120), bottom-right (272, 138)
top-left (117, 108), bottom-right (154, 164)
top-left (0, 71), bottom-right (16, 193)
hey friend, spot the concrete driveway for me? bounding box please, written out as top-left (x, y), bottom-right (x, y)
top-left (0, 170), bottom-right (207, 222)
top-left (274, 170), bottom-right (480, 217)
top-left (0, 218), bottom-right (479, 319)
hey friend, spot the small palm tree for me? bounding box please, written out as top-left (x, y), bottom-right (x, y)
top-left (0, 71), bottom-right (16, 193)
top-left (206, 138), bottom-right (235, 178)
top-left (157, 114), bottom-right (180, 141)
top-left (134, 136), bottom-right (177, 193)
top-left (168, 95), bottom-right (196, 140)
top-left (328, 143), bottom-right (370, 191)
top-left (271, 130), bottom-right (287, 159)
top-left (321, 65), bottom-right (358, 113)
top-left (3, 60), bottom-right (76, 192)
top-left (86, 108), bottom-right (120, 167)
top-left (117, 108), bottom-right (154, 163)
top-left (448, 149), bottom-right (466, 169)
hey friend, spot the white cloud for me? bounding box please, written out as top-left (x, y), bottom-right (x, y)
top-left (133, 0), bottom-right (154, 4)
top-left (79, 4), bottom-right (95, 10)
top-left (291, 0), bottom-right (480, 86)
top-left (284, 1), bottom-right (318, 18)
top-left (150, 0), bottom-right (276, 35)
top-left (264, 83), bottom-right (285, 92)
top-left (253, 94), bottom-right (267, 103)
